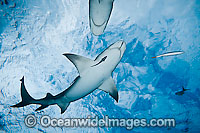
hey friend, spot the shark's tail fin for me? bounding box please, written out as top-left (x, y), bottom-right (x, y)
top-left (11, 76), bottom-right (35, 107)
top-left (182, 86), bottom-right (190, 91)
top-left (11, 76), bottom-right (70, 114)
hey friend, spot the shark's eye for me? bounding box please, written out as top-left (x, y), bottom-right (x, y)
top-left (91, 56), bottom-right (107, 67)
top-left (102, 56), bottom-right (107, 61)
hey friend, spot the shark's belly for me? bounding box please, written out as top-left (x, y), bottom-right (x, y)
top-left (90, 0), bottom-right (113, 25)
top-left (65, 69), bottom-right (108, 101)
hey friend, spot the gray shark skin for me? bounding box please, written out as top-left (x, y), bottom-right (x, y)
top-left (11, 40), bottom-right (126, 114)
top-left (89, 0), bottom-right (114, 35)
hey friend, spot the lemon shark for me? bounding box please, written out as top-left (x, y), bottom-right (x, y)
top-left (89, 0), bottom-right (114, 35)
top-left (11, 40), bottom-right (126, 114)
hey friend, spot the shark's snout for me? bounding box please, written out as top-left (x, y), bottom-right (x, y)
top-left (110, 40), bottom-right (125, 49)
top-left (108, 40), bottom-right (126, 58)
top-left (120, 41), bottom-right (126, 49)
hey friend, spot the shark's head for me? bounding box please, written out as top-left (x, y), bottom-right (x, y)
top-left (92, 40), bottom-right (126, 72)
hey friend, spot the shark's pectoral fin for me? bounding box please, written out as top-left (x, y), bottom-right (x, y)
top-left (63, 54), bottom-right (94, 76)
top-left (98, 77), bottom-right (118, 102)
top-left (57, 102), bottom-right (70, 114)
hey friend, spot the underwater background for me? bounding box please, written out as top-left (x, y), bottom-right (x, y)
top-left (0, 0), bottom-right (200, 132)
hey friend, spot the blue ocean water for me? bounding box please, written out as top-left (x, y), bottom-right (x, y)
top-left (0, 0), bottom-right (200, 132)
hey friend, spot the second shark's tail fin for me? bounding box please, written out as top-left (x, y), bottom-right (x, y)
top-left (11, 76), bottom-right (35, 107)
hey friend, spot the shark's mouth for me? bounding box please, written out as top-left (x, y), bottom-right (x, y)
top-left (110, 41), bottom-right (126, 58)
top-left (91, 18), bottom-right (107, 28)
top-left (119, 41), bottom-right (126, 58)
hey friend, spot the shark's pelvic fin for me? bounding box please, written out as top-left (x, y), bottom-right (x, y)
top-left (11, 76), bottom-right (35, 107)
top-left (57, 102), bottom-right (70, 114)
top-left (63, 53), bottom-right (94, 76)
top-left (98, 76), bottom-right (118, 102)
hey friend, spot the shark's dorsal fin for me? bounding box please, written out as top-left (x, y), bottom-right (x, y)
top-left (98, 76), bottom-right (118, 102)
top-left (46, 93), bottom-right (53, 99)
top-left (63, 53), bottom-right (93, 76)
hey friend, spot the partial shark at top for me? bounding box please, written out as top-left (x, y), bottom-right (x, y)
top-left (89, 0), bottom-right (114, 35)
top-left (11, 40), bottom-right (126, 114)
